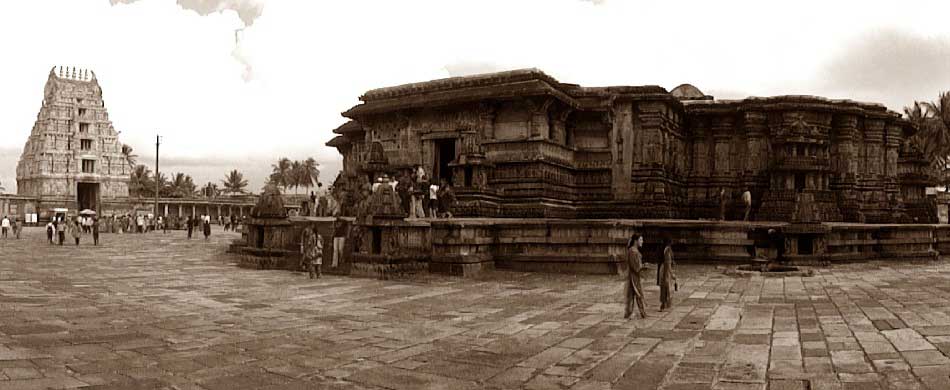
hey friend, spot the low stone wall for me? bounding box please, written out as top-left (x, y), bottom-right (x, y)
top-left (233, 216), bottom-right (950, 278)
top-left (430, 219), bottom-right (781, 276)
top-left (823, 223), bottom-right (940, 263)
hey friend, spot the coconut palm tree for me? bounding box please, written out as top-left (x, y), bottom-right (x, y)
top-left (129, 164), bottom-right (152, 198)
top-left (289, 160), bottom-right (303, 195)
top-left (906, 94), bottom-right (950, 190)
top-left (154, 172), bottom-right (170, 197)
top-left (271, 157), bottom-right (292, 191)
top-left (221, 169), bottom-right (249, 195)
top-left (169, 173), bottom-right (197, 198)
top-left (121, 144), bottom-right (137, 169)
top-left (301, 157), bottom-right (320, 192)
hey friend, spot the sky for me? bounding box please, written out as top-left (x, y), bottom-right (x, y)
top-left (1, 0), bottom-right (950, 194)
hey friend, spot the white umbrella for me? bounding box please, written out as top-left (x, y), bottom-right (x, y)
top-left (79, 209), bottom-right (97, 216)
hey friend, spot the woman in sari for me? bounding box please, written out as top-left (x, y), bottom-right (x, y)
top-left (623, 233), bottom-right (647, 319)
top-left (658, 236), bottom-right (676, 311)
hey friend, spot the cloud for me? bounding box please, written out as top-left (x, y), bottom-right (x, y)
top-left (109, 0), bottom-right (264, 81)
top-left (812, 29), bottom-right (950, 111)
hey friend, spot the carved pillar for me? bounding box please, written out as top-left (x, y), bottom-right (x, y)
top-left (479, 101), bottom-right (496, 140)
top-left (611, 102), bottom-right (635, 199)
top-left (526, 97), bottom-right (553, 140)
top-left (711, 115), bottom-right (734, 180)
top-left (744, 111), bottom-right (768, 175)
top-left (865, 119), bottom-right (885, 179)
top-left (832, 114), bottom-right (858, 185)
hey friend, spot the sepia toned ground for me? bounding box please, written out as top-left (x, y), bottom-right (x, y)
top-left (2, 228), bottom-right (950, 389)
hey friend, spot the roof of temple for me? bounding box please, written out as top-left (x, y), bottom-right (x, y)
top-left (332, 120), bottom-right (362, 134)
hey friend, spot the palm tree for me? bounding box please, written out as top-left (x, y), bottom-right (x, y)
top-left (129, 164), bottom-right (152, 198)
top-left (154, 172), bottom-right (169, 197)
top-left (221, 169), bottom-right (249, 195)
top-left (271, 157), bottom-right (292, 191)
top-left (290, 160), bottom-right (303, 195)
top-left (169, 173), bottom-right (197, 198)
top-left (906, 94), bottom-right (950, 190)
top-left (301, 157), bottom-right (320, 192)
top-left (121, 144), bottom-right (137, 169)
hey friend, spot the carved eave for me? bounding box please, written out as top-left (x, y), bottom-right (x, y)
top-left (332, 120), bottom-right (363, 135)
top-left (343, 79), bottom-right (579, 118)
top-left (326, 135), bottom-right (350, 148)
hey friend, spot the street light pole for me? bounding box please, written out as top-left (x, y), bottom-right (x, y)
top-left (155, 135), bottom-right (160, 224)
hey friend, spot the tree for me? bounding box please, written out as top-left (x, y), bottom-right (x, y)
top-left (129, 164), bottom-right (152, 198)
top-left (271, 157), bottom-right (292, 191)
top-left (221, 169), bottom-right (249, 195)
top-left (290, 160), bottom-right (303, 195)
top-left (154, 172), bottom-right (169, 197)
top-left (169, 172), bottom-right (196, 198)
top-left (301, 157), bottom-right (320, 192)
top-left (121, 144), bottom-right (137, 169)
top-left (906, 94), bottom-right (950, 190)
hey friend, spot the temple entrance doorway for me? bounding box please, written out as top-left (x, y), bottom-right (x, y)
top-left (77, 182), bottom-right (99, 211)
top-left (434, 138), bottom-right (456, 184)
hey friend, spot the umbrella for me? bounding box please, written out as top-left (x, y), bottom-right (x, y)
top-left (79, 209), bottom-right (97, 216)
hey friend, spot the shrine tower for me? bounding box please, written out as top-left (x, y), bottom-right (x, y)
top-left (16, 66), bottom-right (130, 212)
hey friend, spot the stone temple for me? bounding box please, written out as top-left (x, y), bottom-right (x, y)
top-left (16, 66), bottom-right (130, 212)
top-left (328, 68), bottom-right (934, 223)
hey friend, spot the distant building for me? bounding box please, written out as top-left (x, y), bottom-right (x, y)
top-left (328, 68), bottom-right (935, 222)
top-left (16, 66), bottom-right (129, 211)
top-left (1, 66), bottom-right (256, 222)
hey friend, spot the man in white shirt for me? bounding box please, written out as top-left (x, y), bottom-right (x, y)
top-left (0, 216), bottom-right (9, 238)
top-left (428, 182), bottom-right (440, 218)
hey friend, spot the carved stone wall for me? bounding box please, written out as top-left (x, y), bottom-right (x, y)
top-left (329, 69), bottom-right (929, 222)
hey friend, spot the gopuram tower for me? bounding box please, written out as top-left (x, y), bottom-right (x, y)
top-left (16, 66), bottom-right (130, 212)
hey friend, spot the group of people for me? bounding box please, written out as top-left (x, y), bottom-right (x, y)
top-left (45, 216), bottom-right (100, 246)
top-left (623, 233), bottom-right (677, 320)
top-left (395, 166), bottom-right (455, 219)
top-left (0, 216), bottom-right (21, 239)
top-left (185, 215), bottom-right (213, 240)
top-left (719, 187), bottom-right (754, 221)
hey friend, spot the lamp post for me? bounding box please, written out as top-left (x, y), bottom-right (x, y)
top-left (155, 135), bottom-right (160, 224)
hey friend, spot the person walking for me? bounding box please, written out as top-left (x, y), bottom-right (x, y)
top-left (428, 180), bottom-right (440, 219)
top-left (186, 216), bottom-right (194, 239)
top-left (1, 216), bottom-right (9, 238)
top-left (92, 218), bottom-right (100, 246)
top-left (46, 220), bottom-right (55, 244)
top-left (70, 218), bottom-right (82, 246)
top-left (12, 219), bottom-right (20, 239)
top-left (57, 219), bottom-right (66, 245)
top-left (623, 233), bottom-right (647, 320)
top-left (300, 226), bottom-right (318, 278)
top-left (658, 236), bottom-right (677, 311)
top-left (203, 218), bottom-right (211, 240)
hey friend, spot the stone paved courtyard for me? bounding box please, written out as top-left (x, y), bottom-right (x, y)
top-left (2, 228), bottom-right (950, 389)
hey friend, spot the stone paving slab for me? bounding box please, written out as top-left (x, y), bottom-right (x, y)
top-left (3, 228), bottom-right (950, 388)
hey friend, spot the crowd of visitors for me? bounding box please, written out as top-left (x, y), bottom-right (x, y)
top-left (2, 210), bottom-right (244, 247)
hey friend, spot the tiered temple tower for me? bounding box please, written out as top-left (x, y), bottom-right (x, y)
top-left (16, 66), bottom-right (129, 212)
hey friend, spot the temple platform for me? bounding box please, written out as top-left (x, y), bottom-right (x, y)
top-left (233, 216), bottom-right (950, 278)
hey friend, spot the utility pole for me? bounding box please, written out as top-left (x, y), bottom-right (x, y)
top-left (155, 135), bottom-right (160, 223)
